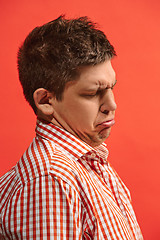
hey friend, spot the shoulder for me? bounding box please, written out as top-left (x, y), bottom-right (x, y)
top-left (49, 145), bottom-right (86, 193)
top-left (0, 167), bottom-right (21, 215)
top-left (0, 136), bottom-right (90, 216)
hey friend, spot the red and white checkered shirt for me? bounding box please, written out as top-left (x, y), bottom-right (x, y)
top-left (0, 119), bottom-right (143, 239)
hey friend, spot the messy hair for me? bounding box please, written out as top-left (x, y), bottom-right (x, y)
top-left (17, 15), bottom-right (116, 113)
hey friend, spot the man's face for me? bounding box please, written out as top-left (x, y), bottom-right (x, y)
top-left (51, 60), bottom-right (117, 147)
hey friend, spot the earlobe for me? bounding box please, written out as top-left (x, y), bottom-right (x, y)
top-left (33, 88), bottom-right (54, 116)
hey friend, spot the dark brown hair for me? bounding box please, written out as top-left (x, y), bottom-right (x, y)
top-left (17, 15), bottom-right (116, 113)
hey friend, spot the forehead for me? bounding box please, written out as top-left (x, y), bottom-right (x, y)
top-left (69, 60), bottom-right (116, 91)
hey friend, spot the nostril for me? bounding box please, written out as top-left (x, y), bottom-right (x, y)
top-left (102, 109), bottom-right (109, 115)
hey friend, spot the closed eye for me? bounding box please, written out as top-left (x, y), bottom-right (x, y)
top-left (81, 80), bottom-right (117, 98)
top-left (82, 93), bottom-right (98, 97)
top-left (83, 90), bottom-right (106, 98)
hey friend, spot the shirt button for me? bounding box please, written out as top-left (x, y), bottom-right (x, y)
top-left (91, 152), bottom-right (96, 158)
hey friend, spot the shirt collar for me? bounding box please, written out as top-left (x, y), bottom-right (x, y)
top-left (36, 119), bottom-right (109, 163)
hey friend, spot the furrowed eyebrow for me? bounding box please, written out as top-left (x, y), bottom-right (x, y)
top-left (81, 79), bottom-right (117, 92)
top-left (102, 79), bottom-right (117, 90)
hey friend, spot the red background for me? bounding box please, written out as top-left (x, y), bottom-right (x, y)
top-left (0, 0), bottom-right (160, 239)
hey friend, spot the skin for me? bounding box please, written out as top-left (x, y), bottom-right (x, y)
top-left (35, 60), bottom-right (117, 147)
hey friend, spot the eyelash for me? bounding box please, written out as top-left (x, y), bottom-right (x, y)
top-left (84, 86), bottom-right (115, 97)
top-left (85, 91), bottom-right (100, 97)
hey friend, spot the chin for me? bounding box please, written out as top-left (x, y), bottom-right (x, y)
top-left (83, 128), bottom-right (111, 147)
top-left (89, 134), bottom-right (110, 147)
top-left (99, 128), bottom-right (111, 139)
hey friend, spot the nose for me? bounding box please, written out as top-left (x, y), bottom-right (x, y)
top-left (100, 89), bottom-right (117, 114)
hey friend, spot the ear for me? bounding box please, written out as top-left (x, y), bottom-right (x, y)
top-left (33, 88), bottom-right (54, 116)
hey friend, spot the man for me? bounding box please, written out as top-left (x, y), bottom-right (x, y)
top-left (0, 16), bottom-right (143, 239)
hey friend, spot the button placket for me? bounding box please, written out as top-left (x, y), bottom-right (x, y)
top-left (84, 151), bottom-right (111, 189)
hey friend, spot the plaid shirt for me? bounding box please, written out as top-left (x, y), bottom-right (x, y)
top-left (0, 119), bottom-right (143, 239)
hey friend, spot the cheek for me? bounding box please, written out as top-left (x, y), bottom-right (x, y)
top-left (69, 101), bottom-right (99, 124)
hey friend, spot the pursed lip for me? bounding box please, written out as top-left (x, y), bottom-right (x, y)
top-left (96, 118), bottom-right (115, 128)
